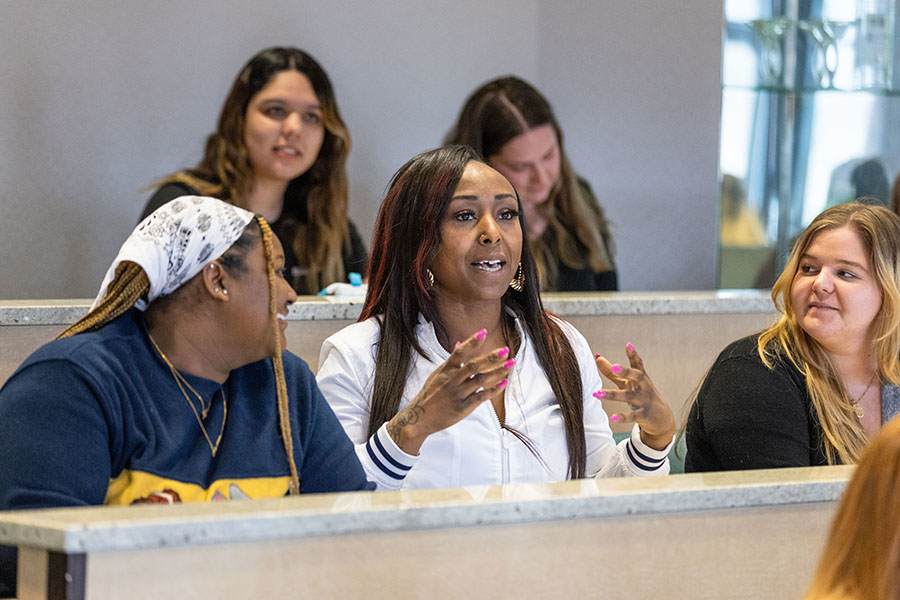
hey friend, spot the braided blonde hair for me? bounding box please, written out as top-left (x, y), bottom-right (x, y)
top-left (58, 262), bottom-right (149, 339)
top-left (258, 216), bottom-right (300, 494)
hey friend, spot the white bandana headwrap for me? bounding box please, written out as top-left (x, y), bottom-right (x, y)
top-left (91, 196), bottom-right (255, 311)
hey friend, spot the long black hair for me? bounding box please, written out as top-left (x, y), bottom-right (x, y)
top-left (360, 145), bottom-right (587, 478)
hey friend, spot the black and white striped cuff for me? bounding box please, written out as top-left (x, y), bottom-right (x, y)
top-left (364, 423), bottom-right (416, 481)
top-left (625, 425), bottom-right (670, 472)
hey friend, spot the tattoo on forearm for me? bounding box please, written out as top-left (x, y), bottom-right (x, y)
top-left (387, 400), bottom-right (426, 443)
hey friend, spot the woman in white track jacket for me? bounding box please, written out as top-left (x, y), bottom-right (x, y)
top-left (317, 146), bottom-right (675, 490)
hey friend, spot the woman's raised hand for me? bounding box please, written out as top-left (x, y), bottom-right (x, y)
top-left (594, 343), bottom-right (675, 451)
top-left (386, 328), bottom-right (515, 454)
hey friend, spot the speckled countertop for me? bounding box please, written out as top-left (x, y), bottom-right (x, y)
top-left (0, 466), bottom-right (850, 554)
top-left (0, 290), bottom-right (776, 326)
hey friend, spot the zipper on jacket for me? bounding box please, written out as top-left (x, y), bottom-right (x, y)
top-left (486, 401), bottom-right (510, 483)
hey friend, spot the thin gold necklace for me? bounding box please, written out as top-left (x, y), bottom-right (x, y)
top-left (149, 341), bottom-right (211, 418)
top-left (147, 332), bottom-right (227, 456)
top-left (850, 370), bottom-right (879, 419)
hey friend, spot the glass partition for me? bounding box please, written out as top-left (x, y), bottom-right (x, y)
top-left (718, 0), bottom-right (898, 288)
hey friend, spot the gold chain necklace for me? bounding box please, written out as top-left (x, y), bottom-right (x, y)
top-left (850, 370), bottom-right (879, 419)
top-left (147, 332), bottom-right (228, 456)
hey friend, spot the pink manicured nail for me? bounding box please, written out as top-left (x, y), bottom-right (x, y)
top-left (594, 353), bottom-right (601, 359)
top-left (476, 329), bottom-right (487, 340)
top-left (593, 390), bottom-right (606, 399)
top-left (503, 359), bottom-right (516, 369)
top-left (455, 341), bottom-right (461, 348)
top-left (610, 415), bottom-right (620, 423)
top-left (626, 342), bottom-right (634, 352)
top-left (611, 364), bottom-right (622, 374)
top-left (497, 379), bottom-right (508, 390)
top-left (497, 346), bottom-right (510, 358)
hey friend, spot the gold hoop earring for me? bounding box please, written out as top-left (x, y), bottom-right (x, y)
top-left (509, 263), bottom-right (525, 292)
top-left (426, 269), bottom-right (435, 287)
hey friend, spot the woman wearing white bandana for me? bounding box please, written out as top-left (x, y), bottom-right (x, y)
top-left (0, 196), bottom-right (371, 598)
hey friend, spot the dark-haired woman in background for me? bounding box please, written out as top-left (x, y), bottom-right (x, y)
top-left (316, 146), bottom-right (674, 490)
top-left (141, 47), bottom-right (366, 294)
top-left (445, 76), bottom-right (617, 291)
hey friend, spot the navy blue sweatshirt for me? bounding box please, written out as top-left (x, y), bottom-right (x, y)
top-left (0, 309), bottom-right (371, 595)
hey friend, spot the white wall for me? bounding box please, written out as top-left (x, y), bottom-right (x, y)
top-left (538, 1), bottom-right (723, 290)
top-left (0, 1), bottom-right (722, 298)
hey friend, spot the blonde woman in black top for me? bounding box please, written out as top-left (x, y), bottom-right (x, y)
top-left (686, 202), bottom-right (900, 471)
